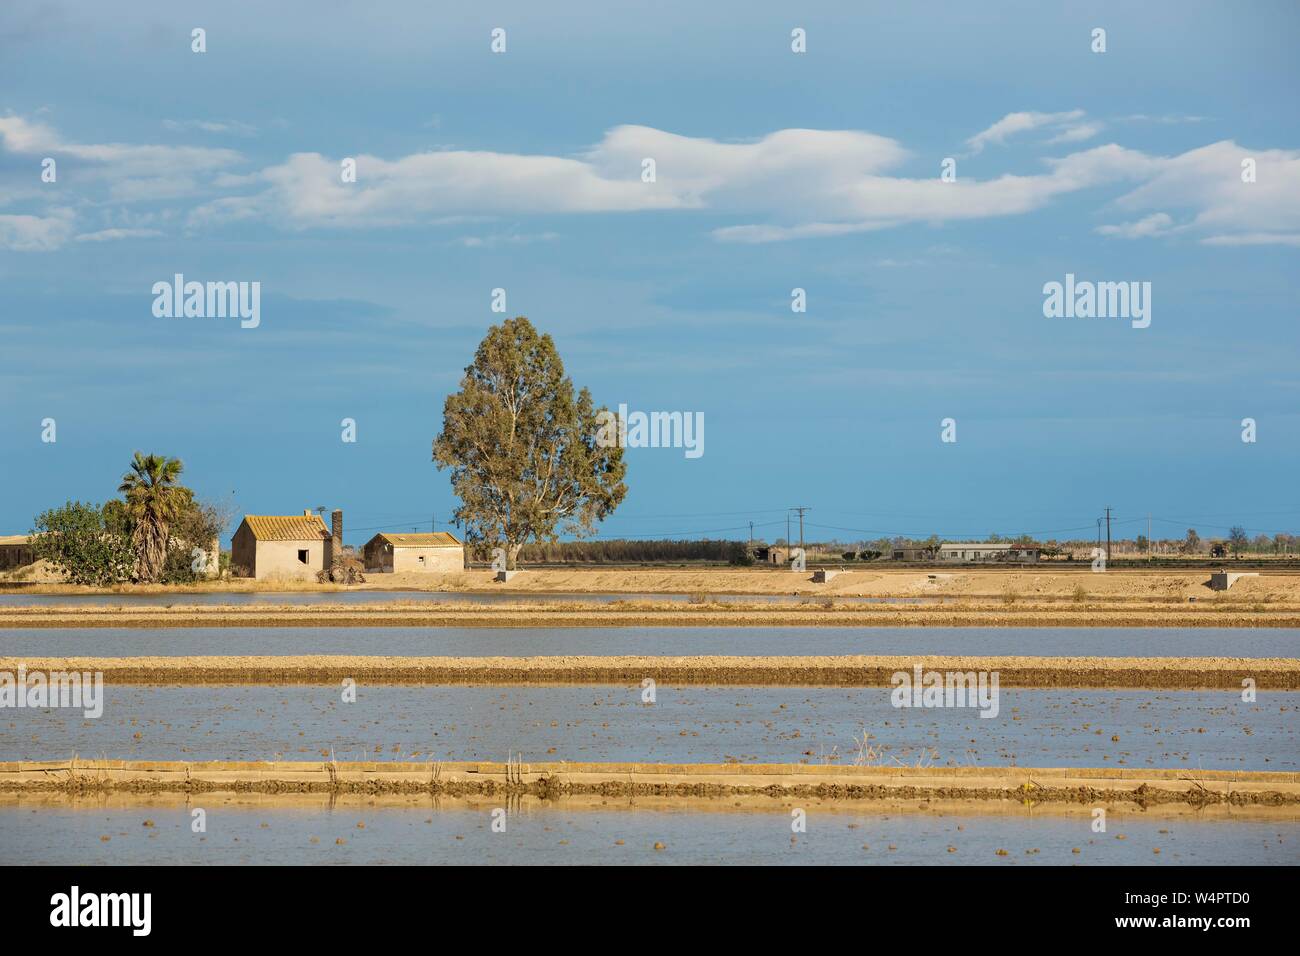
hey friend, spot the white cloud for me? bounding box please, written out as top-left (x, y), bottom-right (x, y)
top-left (0, 114), bottom-right (244, 246)
top-left (74, 227), bottom-right (165, 242)
top-left (162, 119), bottom-right (258, 137)
top-left (1045, 122), bottom-right (1104, 145)
top-left (965, 110), bottom-right (1097, 154)
top-left (1107, 141), bottom-right (1300, 247)
top-left (190, 126), bottom-right (1160, 243)
top-left (1119, 114), bottom-right (1208, 125)
top-left (0, 210), bottom-right (75, 251)
top-left (1201, 232), bottom-right (1300, 247)
top-left (1095, 212), bottom-right (1176, 239)
top-left (3, 114), bottom-right (1297, 249)
top-left (454, 230), bottom-right (559, 247)
top-left (0, 114), bottom-right (241, 199)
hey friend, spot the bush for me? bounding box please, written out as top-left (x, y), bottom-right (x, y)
top-left (30, 501), bottom-right (134, 586)
top-left (728, 541), bottom-right (755, 566)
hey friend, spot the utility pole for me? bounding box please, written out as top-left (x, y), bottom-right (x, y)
top-left (432, 513), bottom-right (435, 533)
top-left (792, 506), bottom-right (809, 559)
top-left (1104, 507), bottom-right (1113, 562)
top-left (1097, 518), bottom-right (1102, 555)
top-left (1148, 513), bottom-right (1152, 562)
top-left (748, 521), bottom-right (754, 551)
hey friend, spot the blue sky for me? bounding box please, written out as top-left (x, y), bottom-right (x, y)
top-left (1, 0), bottom-right (1297, 546)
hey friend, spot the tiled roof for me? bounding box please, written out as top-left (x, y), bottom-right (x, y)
top-left (242, 515), bottom-right (330, 541)
top-left (0, 535), bottom-right (31, 546)
top-left (370, 532), bottom-right (462, 548)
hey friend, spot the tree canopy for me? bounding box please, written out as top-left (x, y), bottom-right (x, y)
top-left (118, 452), bottom-right (189, 583)
top-left (433, 317), bottom-right (626, 566)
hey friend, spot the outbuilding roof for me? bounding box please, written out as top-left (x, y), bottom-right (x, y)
top-left (241, 515), bottom-right (330, 541)
top-left (369, 532), bottom-right (462, 548)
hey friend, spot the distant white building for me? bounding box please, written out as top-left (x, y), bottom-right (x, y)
top-left (937, 542), bottom-right (1039, 563)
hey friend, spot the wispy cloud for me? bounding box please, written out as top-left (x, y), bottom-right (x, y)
top-left (1095, 212), bottom-right (1176, 239)
top-left (0, 210), bottom-right (74, 251)
top-left (454, 230), bottom-right (559, 247)
top-left (965, 110), bottom-right (1098, 154)
top-left (162, 118), bottom-right (258, 137)
top-left (73, 227), bottom-right (165, 242)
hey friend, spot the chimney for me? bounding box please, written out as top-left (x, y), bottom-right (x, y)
top-left (303, 509), bottom-right (312, 517)
top-left (331, 509), bottom-right (343, 569)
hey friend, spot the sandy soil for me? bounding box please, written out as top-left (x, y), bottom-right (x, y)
top-left (6, 653), bottom-right (1297, 687)
top-left (4, 758), bottom-right (1296, 805)
top-left (8, 566), bottom-right (1299, 601)
top-left (3, 598), bottom-right (1298, 628)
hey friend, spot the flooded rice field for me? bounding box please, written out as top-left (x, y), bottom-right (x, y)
top-left (0, 590), bottom-right (942, 607)
top-left (3, 625), bottom-right (1296, 658)
top-left (1, 795), bottom-right (1294, 865)
top-left (4, 685), bottom-right (1294, 770)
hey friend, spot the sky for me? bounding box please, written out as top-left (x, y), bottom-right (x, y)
top-left (1, 0), bottom-right (1297, 547)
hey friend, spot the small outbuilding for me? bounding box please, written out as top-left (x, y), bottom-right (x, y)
top-left (0, 535), bottom-right (35, 571)
top-left (891, 547), bottom-right (933, 562)
top-left (363, 532), bottom-right (464, 573)
top-left (230, 511), bottom-right (332, 580)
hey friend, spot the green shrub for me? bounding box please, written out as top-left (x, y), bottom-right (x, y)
top-left (30, 501), bottom-right (134, 586)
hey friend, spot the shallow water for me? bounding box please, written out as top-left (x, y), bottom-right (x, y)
top-left (0, 590), bottom-right (939, 607)
top-left (3, 625), bottom-right (1295, 658)
top-left (4, 685), bottom-right (1294, 770)
top-left (1, 798), bottom-right (1294, 865)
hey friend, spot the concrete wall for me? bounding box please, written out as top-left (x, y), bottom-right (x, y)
top-left (392, 546), bottom-right (463, 573)
top-left (253, 539), bottom-right (326, 580)
top-left (230, 524), bottom-right (257, 577)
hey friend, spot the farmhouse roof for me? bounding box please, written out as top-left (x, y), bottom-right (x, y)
top-left (370, 532), bottom-right (462, 548)
top-left (241, 514), bottom-right (330, 541)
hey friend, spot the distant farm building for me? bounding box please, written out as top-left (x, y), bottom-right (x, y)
top-left (363, 532), bottom-right (464, 573)
top-left (231, 510), bottom-right (337, 580)
top-left (891, 546), bottom-right (933, 561)
top-left (0, 535), bottom-right (35, 571)
top-left (936, 542), bottom-right (1039, 563)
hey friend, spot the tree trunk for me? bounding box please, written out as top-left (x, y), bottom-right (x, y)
top-left (133, 520), bottom-right (168, 583)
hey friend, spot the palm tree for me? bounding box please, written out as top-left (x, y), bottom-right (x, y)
top-left (118, 452), bottom-right (186, 583)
